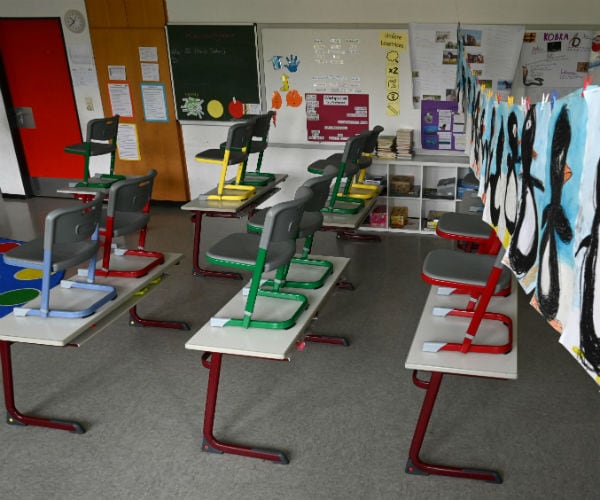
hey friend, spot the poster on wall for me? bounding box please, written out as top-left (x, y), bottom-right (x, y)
top-left (518, 29), bottom-right (594, 101)
top-left (420, 100), bottom-right (465, 151)
top-left (305, 93), bottom-right (369, 142)
top-left (409, 23), bottom-right (524, 107)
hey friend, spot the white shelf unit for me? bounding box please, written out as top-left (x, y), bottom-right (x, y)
top-left (364, 154), bottom-right (471, 234)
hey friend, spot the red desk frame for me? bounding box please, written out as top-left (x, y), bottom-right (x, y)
top-left (404, 279), bottom-right (518, 483)
top-left (185, 256), bottom-right (350, 463)
top-left (0, 253), bottom-right (187, 434)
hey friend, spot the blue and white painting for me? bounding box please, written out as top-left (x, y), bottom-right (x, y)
top-left (459, 33), bottom-right (600, 385)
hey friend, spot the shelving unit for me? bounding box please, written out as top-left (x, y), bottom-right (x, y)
top-left (363, 154), bottom-right (472, 234)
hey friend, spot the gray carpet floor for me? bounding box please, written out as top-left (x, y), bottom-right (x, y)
top-left (0, 195), bottom-right (598, 500)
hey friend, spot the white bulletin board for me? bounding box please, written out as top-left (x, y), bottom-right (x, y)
top-left (260, 25), bottom-right (419, 145)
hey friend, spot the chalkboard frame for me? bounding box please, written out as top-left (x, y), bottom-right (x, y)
top-left (166, 24), bottom-right (261, 122)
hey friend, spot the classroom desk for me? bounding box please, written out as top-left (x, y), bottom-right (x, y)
top-left (0, 252), bottom-right (184, 434)
top-left (185, 255), bottom-right (349, 464)
top-left (180, 174), bottom-right (287, 279)
top-left (404, 277), bottom-right (518, 483)
top-left (321, 189), bottom-right (381, 241)
top-left (57, 177), bottom-right (121, 201)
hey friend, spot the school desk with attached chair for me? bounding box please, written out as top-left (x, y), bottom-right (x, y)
top-left (185, 254), bottom-right (350, 463)
top-left (404, 275), bottom-right (518, 483)
top-left (0, 252), bottom-right (185, 433)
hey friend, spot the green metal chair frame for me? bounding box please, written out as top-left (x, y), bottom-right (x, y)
top-left (206, 187), bottom-right (312, 329)
top-left (320, 130), bottom-right (370, 214)
top-left (247, 165), bottom-right (338, 289)
top-left (64, 115), bottom-right (124, 188)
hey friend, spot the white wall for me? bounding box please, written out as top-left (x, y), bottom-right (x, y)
top-left (0, 0), bottom-right (104, 195)
top-left (165, 0), bottom-right (596, 25)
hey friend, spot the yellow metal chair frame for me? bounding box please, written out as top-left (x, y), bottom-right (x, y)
top-left (346, 125), bottom-right (384, 200)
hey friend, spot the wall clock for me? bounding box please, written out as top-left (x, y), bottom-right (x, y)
top-left (63, 9), bottom-right (86, 34)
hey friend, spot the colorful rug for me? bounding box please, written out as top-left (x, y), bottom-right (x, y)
top-left (0, 238), bottom-right (64, 318)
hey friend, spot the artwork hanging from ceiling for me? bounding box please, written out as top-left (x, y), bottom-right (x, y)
top-left (458, 29), bottom-right (600, 386)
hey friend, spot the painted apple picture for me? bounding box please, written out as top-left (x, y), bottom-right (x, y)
top-left (228, 97), bottom-right (244, 118)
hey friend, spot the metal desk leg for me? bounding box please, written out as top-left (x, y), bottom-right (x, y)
top-left (336, 229), bottom-right (381, 241)
top-left (128, 305), bottom-right (189, 330)
top-left (405, 370), bottom-right (502, 483)
top-left (191, 211), bottom-right (242, 280)
top-left (201, 352), bottom-right (289, 464)
top-left (0, 341), bottom-right (84, 434)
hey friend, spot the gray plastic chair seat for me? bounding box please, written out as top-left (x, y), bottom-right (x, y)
top-left (206, 233), bottom-right (295, 271)
top-left (436, 212), bottom-right (492, 240)
top-left (220, 140), bottom-right (267, 154)
top-left (307, 152), bottom-right (374, 175)
top-left (5, 239), bottom-right (99, 271)
top-left (195, 148), bottom-right (247, 165)
top-left (423, 249), bottom-right (511, 291)
top-left (64, 142), bottom-right (115, 156)
top-left (247, 208), bottom-right (323, 239)
top-left (2, 194), bottom-right (117, 318)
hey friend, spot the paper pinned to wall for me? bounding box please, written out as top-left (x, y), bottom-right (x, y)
top-left (116, 123), bottom-right (140, 161)
top-left (409, 23), bottom-right (524, 107)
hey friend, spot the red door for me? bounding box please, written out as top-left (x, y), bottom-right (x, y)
top-left (0, 18), bottom-right (83, 191)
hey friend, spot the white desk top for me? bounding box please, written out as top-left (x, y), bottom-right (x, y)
top-left (180, 174), bottom-right (287, 214)
top-left (321, 192), bottom-right (380, 229)
top-left (185, 255), bottom-right (349, 360)
top-left (405, 276), bottom-right (518, 379)
top-left (0, 252), bottom-right (182, 347)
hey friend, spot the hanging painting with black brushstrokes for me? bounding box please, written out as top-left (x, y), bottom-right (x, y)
top-left (560, 87), bottom-right (600, 384)
top-left (458, 30), bottom-right (600, 385)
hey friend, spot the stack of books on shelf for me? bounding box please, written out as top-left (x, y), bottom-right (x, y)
top-left (375, 135), bottom-right (397, 159)
top-left (396, 128), bottom-right (414, 159)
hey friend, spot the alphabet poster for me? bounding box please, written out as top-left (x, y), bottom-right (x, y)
top-left (459, 33), bottom-right (600, 386)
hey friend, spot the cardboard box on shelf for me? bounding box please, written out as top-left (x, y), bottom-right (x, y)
top-left (390, 206), bottom-right (409, 228)
top-left (369, 205), bottom-right (387, 228)
top-left (390, 175), bottom-right (414, 195)
top-left (426, 210), bottom-right (447, 230)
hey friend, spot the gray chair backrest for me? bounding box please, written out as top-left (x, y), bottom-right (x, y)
top-left (251, 111), bottom-right (276, 140)
top-left (87, 115), bottom-right (119, 144)
top-left (259, 186), bottom-right (312, 250)
top-left (46, 193), bottom-right (103, 249)
top-left (364, 125), bottom-right (384, 154)
top-left (303, 165), bottom-right (338, 212)
top-left (340, 130), bottom-right (370, 177)
top-left (106, 169), bottom-right (156, 216)
top-left (227, 119), bottom-right (256, 151)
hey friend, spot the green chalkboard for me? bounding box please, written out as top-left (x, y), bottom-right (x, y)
top-left (166, 24), bottom-right (260, 121)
